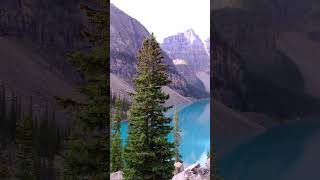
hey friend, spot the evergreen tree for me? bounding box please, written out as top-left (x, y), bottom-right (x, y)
top-left (15, 116), bottom-right (35, 179)
top-left (9, 94), bottom-right (17, 141)
top-left (0, 82), bottom-right (6, 137)
top-left (0, 148), bottom-right (11, 178)
top-left (124, 34), bottom-right (174, 180)
top-left (61, 1), bottom-right (108, 179)
top-left (110, 96), bottom-right (124, 172)
top-left (173, 108), bottom-right (182, 163)
top-left (39, 102), bottom-right (49, 157)
top-left (33, 117), bottom-right (41, 180)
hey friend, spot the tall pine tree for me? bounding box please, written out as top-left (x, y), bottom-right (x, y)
top-left (110, 96), bottom-right (124, 172)
top-left (0, 82), bottom-right (6, 138)
top-left (124, 34), bottom-right (174, 180)
top-left (173, 108), bottom-right (182, 163)
top-left (15, 116), bottom-right (35, 179)
top-left (61, 0), bottom-right (108, 179)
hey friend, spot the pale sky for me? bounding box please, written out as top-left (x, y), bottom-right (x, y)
top-left (110, 0), bottom-right (210, 43)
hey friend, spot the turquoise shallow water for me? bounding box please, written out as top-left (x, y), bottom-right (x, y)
top-left (217, 120), bottom-right (320, 180)
top-left (120, 99), bottom-right (210, 165)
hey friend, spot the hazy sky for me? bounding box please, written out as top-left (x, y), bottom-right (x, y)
top-left (110, 0), bottom-right (210, 43)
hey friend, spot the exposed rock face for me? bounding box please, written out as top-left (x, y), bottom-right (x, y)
top-left (173, 63), bottom-right (207, 97)
top-left (172, 161), bottom-right (210, 180)
top-left (161, 29), bottom-right (210, 72)
top-left (211, 2), bottom-right (320, 117)
top-left (211, 0), bottom-right (249, 10)
top-left (0, 0), bottom-right (91, 113)
top-left (0, 0), bottom-right (90, 85)
top-left (196, 71), bottom-right (210, 93)
top-left (110, 73), bottom-right (192, 106)
top-left (0, 0), bottom-right (84, 51)
top-left (161, 30), bottom-right (210, 98)
top-left (211, 27), bottom-right (248, 111)
top-left (110, 4), bottom-right (192, 98)
top-left (110, 171), bottom-right (123, 180)
top-left (204, 37), bottom-right (210, 56)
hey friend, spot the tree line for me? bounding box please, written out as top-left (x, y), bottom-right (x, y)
top-left (110, 92), bottom-right (130, 119)
top-left (0, 82), bottom-right (64, 179)
top-left (110, 34), bottom-right (184, 180)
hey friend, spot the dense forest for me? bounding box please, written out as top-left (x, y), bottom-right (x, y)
top-left (110, 92), bottom-right (130, 119)
top-left (0, 0), bottom-right (108, 179)
top-left (0, 81), bottom-right (64, 179)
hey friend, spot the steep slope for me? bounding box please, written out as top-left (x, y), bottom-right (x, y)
top-left (211, 0), bottom-right (250, 9)
top-left (0, 0), bottom-right (92, 118)
top-left (211, 6), bottom-right (320, 117)
top-left (204, 37), bottom-right (210, 56)
top-left (0, 36), bottom-right (84, 124)
top-left (110, 4), bottom-right (193, 100)
top-left (161, 29), bottom-right (210, 72)
top-left (0, 0), bottom-right (86, 84)
top-left (110, 73), bottom-right (191, 106)
top-left (277, 32), bottom-right (320, 98)
top-left (161, 29), bottom-right (210, 97)
top-left (196, 71), bottom-right (210, 93)
top-left (213, 100), bottom-right (267, 155)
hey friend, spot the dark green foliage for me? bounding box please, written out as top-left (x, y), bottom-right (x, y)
top-left (0, 82), bottom-right (6, 137)
top-left (62, 47), bottom-right (108, 179)
top-left (124, 34), bottom-right (174, 180)
top-left (173, 108), bottom-right (182, 163)
top-left (9, 94), bottom-right (17, 141)
top-left (32, 103), bottom-right (61, 179)
top-left (0, 148), bottom-right (11, 178)
top-left (111, 92), bottom-right (130, 119)
top-left (15, 116), bottom-right (35, 179)
top-left (173, 108), bottom-right (182, 175)
top-left (62, 1), bottom-right (108, 179)
top-left (11, 95), bottom-right (62, 180)
top-left (110, 97), bottom-right (124, 172)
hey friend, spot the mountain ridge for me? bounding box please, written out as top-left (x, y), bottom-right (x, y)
top-left (110, 4), bottom-right (209, 105)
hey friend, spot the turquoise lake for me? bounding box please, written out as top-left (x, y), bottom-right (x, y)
top-left (217, 120), bottom-right (320, 180)
top-left (121, 99), bottom-right (210, 166)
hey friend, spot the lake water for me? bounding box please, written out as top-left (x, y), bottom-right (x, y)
top-left (217, 120), bottom-right (320, 180)
top-left (121, 99), bottom-right (210, 166)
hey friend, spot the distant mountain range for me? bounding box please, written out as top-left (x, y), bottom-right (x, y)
top-left (212, 0), bottom-right (320, 154)
top-left (110, 4), bottom-right (209, 105)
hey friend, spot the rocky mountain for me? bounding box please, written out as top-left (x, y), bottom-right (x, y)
top-left (0, 0), bottom-right (89, 85)
top-left (161, 30), bottom-right (210, 95)
top-left (0, 0), bottom-right (92, 118)
top-left (212, 0), bottom-right (320, 118)
top-left (110, 4), bottom-right (207, 104)
top-left (211, 0), bottom-right (250, 9)
top-left (204, 37), bottom-right (210, 56)
top-left (161, 29), bottom-right (210, 72)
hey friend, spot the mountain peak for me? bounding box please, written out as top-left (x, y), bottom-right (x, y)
top-left (183, 29), bottom-right (200, 44)
top-left (185, 28), bottom-right (195, 35)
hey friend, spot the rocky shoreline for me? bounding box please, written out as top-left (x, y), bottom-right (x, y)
top-left (110, 158), bottom-right (210, 180)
